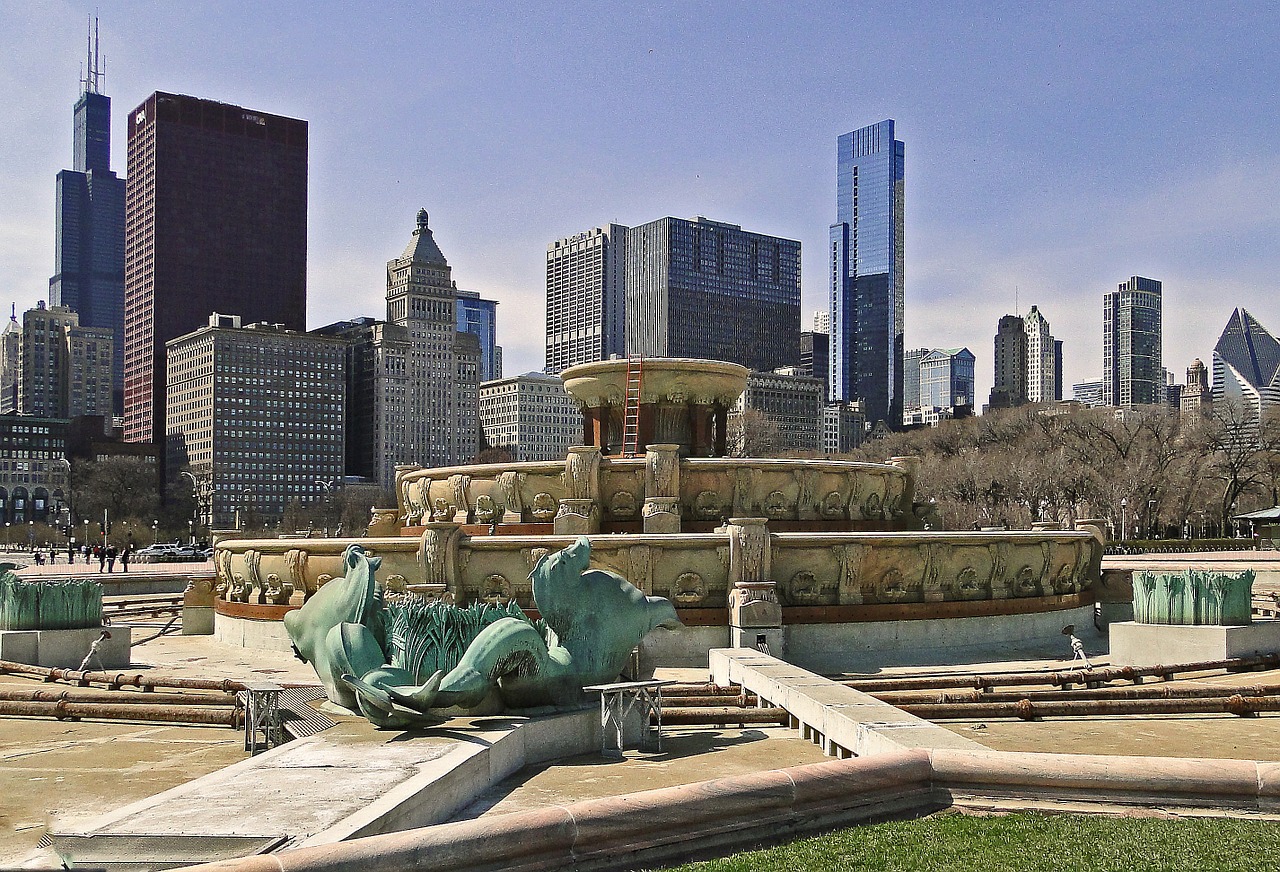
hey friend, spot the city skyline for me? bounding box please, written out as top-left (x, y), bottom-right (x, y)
top-left (3, 5), bottom-right (1280, 403)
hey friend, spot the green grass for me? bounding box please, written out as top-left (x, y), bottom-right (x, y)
top-left (655, 812), bottom-right (1280, 872)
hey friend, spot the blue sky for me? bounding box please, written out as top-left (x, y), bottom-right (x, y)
top-left (2, 2), bottom-right (1279, 400)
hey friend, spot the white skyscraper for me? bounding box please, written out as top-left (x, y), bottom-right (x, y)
top-left (1024, 305), bottom-right (1057, 404)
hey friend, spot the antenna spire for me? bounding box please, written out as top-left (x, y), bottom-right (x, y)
top-left (81, 13), bottom-right (103, 94)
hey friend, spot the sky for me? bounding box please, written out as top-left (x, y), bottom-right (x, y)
top-left (2, 2), bottom-right (1279, 402)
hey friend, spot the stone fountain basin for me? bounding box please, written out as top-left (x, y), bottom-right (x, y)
top-left (561, 358), bottom-right (749, 408)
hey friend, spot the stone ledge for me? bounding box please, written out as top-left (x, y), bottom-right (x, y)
top-left (1110, 621), bottom-right (1280, 667)
top-left (0, 626), bottom-right (130, 668)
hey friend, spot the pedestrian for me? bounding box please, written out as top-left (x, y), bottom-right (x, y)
top-left (120, 545), bottom-right (129, 573)
top-left (106, 544), bottom-right (117, 573)
top-left (67, 544), bottom-right (75, 564)
top-left (97, 545), bottom-right (105, 573)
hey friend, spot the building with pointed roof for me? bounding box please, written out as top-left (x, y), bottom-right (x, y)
top-left (1212, 308), bottom-right (1280, 421)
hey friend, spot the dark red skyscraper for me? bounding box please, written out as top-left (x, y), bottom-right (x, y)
top-left (123, 92), bottom-right (307, 447)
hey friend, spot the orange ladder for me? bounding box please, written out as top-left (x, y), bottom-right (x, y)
top-left (621, 356), bottom-right (644, 457)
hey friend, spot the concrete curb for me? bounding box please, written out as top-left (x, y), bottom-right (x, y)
top-left (182, 745), bottom-right (1280, 872)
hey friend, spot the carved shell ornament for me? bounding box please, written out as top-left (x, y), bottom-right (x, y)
top-left (531, 492), bottom-right (557, 521)
top-left (764, 490), bottom-right (789, 519)
top-left (789, 570), bottom-right (820, 603)
top-left (431, 498), bottom-right (452, 521)
top-left (821, 491), bottom-right (845, 518)
top-left (673, 572), bottom-right (707, 605)
top-left (474, 494), bottom-right (499, 524)
top-left (694, 490), bottom-right (721, 520)
top-left (483, 573), bottom-right (513, 604)
top-left (610, 490), bottom-right (638, 517)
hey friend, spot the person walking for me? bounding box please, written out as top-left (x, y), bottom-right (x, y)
top-left (106, 544), bottom-right (117, 573)
top-left (97, 544), bottom-right (106, 573)
top-left (120, 545), bottom-right (129, 573)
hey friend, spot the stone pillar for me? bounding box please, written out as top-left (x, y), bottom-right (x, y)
top-left (565, 446), bottom-right (602, 500)
top-left (395, 464), bottom-right (422, 523)
top-left (497, 471), bottom-right (525, 525)
top-left (729, 581), bottom-right (784, 655)
top-left (643, 443), bottom-right (682, 533)
top-left (554, 499), bottom-right (599, 534)
top-left (727, 517), bottom-right (771, 585)
top-left (417, 523), bottom-right (462, 602)
top-left (448, 474), bottom-right (471, 524)
top-left (691, 404), bottom-right (713, 457)
top-left (713, 405), bottom-right (728, 457)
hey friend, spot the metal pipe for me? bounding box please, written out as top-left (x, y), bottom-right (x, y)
top-left (0, 686), bottom-right (239, 707)
top-left (658, 706), bottom-right (789, 726)
top-left (660, 694), bottom-right (759, 707)
top-left (873, 683), bottom-right (1280, 706)
top-left (902, 694), bottom-right (1280, 721)
top-left (0, 699), bottom-right (242, 726)
top-left (0, 659), bottom-right (249, 692)
top-left (844, 653), bottom-right (1280, 694)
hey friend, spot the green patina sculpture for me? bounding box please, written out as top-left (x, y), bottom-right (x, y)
top-left (285, 537), bottom-right (681, 727)
top-left (0, 573), bottom-right (103, 631)
top-left (1132, 569), bottom-right (1255, 626)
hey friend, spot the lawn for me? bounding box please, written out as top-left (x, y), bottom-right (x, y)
top-left (655, 811), bottom-right (1280, 871)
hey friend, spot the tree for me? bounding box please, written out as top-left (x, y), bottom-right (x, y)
top-left (70, 457), bottom-right (161, 526)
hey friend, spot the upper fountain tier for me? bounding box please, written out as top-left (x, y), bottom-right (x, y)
top-left (561, 358), bottom-right (748, 457)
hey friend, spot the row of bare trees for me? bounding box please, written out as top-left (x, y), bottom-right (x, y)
top-left (841, 402), bottom-right (1280, 538)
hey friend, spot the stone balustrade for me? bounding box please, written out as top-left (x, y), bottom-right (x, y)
top-left (389, 449), bottom-right (921, 532)
top-left (214, 523), bottom-right (1100, 616)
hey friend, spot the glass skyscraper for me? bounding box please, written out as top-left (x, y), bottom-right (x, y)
top-left (625, 216), bottom-right (800, 372)
top-left (456, 290), bottom-right (501, 382)
top-left (49, 21), bottom-right (125, 414)
top-left (829, 120), bottom-right (905, 428)
top-left (1102, 276), bottom-right (1162, 407)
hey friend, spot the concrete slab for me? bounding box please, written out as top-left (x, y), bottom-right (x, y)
top-left (0, 626), bottom-right (131, 668)
top-left (709, 649), bottom-right (985, 758)
top-left (49, 709), bottom-right (600, 870)
top-left (1110, 621), bottom-right (1280, 667)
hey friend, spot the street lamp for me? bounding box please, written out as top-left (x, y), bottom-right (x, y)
top-left (315, 479), bottom-right (337, 535)
top-left (4, 522), bottom-right (9, 550)
top-left (1120, 498), bottom-right (1128, 544)
top-left (1148, 498), bottom-right (1157, 539)
top-left (151, 519), bottom-right (159, 545)
top-left (188, 519), bottom-right (194, 545)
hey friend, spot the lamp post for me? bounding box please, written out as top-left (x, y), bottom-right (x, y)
top-left (4, 522), bottom-right (9, 551)
top-left (28, 520), bottom-right (34, 551)
top-left (188, 519), bottom-right (194, 545)
top-left (315, 479), bottom-right (337, 536)
top-left (1120, 498), bottom-right (1128, 544)
top-left (151, 519), bottom-right (158, 546)
top-left (1148, 498), bottom-right (1157, 539)
top-left (82, 519), bottom-right (89, 551)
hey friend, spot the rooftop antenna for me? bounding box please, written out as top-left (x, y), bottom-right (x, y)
top-left (81, 13), bottom-right (103, 94)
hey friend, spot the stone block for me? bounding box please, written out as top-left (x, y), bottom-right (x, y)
top-left (730, 626), bottom-right (784, 656)
top-left (0, 630), bottom-right (38, 664)
top-left (33, 626), bottom-right (131, 669)
top-left (182, 606), bottom-right (215, 635)
top-left (1109, 620), bottom-right (1280, 667)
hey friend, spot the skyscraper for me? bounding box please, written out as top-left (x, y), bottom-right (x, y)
top-left (15, 302), bottom-right (113, 420)
top-left (1211, 308), bottom-right (1280, 421)
top-left (49, 18), bottom-right (125, 413)
top-left (124, 92), bottom-right (308, 451)
top-left (829, 120), bottom-right (905, 427)
top-left (456, 290), bottom-right (502, 382)
top-left (1102, 276), bottom-right (1163, 407)
top-left (384, 210), bottom-right (480, 473)
top-left (1024, 305), bottom-right (1058, 403)
top-left (903, 347), bottom-right (926, 416)
top-left (625, 216), bottom-right (800, 371)
top-left (920, 348), bottom-right (976, 411)
top-left (988, 314), bottom-right (1027, 411)
top-left (166, 314), bottom-right (345, 527)
top-left (545, 225), bottom-right (627, 373)
top-left (799, 331), bottom-right (830, 400)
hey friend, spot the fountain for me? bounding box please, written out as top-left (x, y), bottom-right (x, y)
top-left (214, 358), bottom-right (1103, 672)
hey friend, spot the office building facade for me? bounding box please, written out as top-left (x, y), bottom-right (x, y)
top-left (165, 314), bottom-right (345, 527)
top-left (49, 22), bottom-right (126, 414)
top-left (1181, 358), bottom-right (1212, 416)
top-left (478, 372), bottom-right (579, 462)
top-left (829, 120), bottom-right (905, 428)
top-left (988, 315), bottom-right (1027, 410)
top-left (124, 92), bottom-right (308, 452)
top-left (732, 369), bottom-right (823, 453)
top-left (1212, 308), bottom-right (1280, 422)
top-left (920, 347), bottom-right (975, 412)
top-left (823, 401), bottom-right (866, 454)
top-left (903, 347), bottom-right (926, 417)
top-left (545, 225), bottom-right (627, 373)
top-left (625, 217), bottom-right (800, 373)
top-left (0, 415), bottom-right (70, 525)
top-left (1102, 276), bottom-right (1163, 407)
top-left (1072, 380), bottom-right (1105, 408)
top-left (1024, 306), bottom-right (1058, 404)
top-left (799, 331), bottom-right (829, 400)
top-left (14, 303), bottom-right (113, 420)
top-left (456, 290), bottom-right (501, 382)
top-left (384, 210), bottom-right (480, 474)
